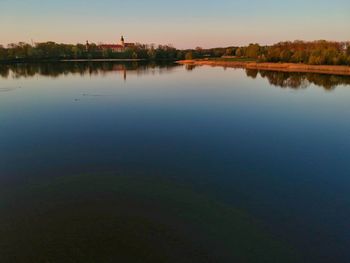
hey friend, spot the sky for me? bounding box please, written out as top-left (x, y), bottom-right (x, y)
top-left (0, 0), bottom-right (349, 49)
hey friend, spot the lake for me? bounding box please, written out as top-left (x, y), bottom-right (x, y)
top-left (0, 62), bottom-right (349, 263)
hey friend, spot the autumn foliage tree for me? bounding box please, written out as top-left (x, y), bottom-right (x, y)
top-left (263, 41), bottom-right (350, 65)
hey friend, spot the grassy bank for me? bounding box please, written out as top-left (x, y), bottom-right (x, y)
top-left (178, 59), bottom-right (350, 76)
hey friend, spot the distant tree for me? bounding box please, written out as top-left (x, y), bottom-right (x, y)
top-left (235, 48), bottom-right (242, 57)
top-left (0, 45), bottom-right (7, 60)
top-left (266, 46), bottom-right (281, 62)
top-left (308, 52), bottom-right (324, 65)
top-left (211, 48), bottom-right (224, 57)
top-left (246, 44), bottom-right (260, 59)
top-left (132, 52), bottom-right (138, 59)
top-left (225, 48), bottom-right (234, 56)
top-left (147, 47), bottom-right (156, 60)
top-left (176, 51), bottom-right (184, 60)
top-left (291, 50), bottom-right (307, 63)
top-left (280, 50), bottom-right (292, 62)
top-left (185, 52), bottom-right (193, 60)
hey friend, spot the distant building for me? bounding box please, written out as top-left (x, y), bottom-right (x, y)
top-left (99, 36), bottom-right (135, 52)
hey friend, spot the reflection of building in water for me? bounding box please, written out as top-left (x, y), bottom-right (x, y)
top-left (113, 65), bottom-right (127, 81)
top-left (99, 36), bottom-right (135, 53)
top-left (123, 68), bottom-right (127, 81)
top-left (98, 64), bottom-right (128, 81)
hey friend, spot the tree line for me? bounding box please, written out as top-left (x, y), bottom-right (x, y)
top-left (0, 40), bottom-right (350, 65)
top-left (0, 42), bottom-right (183, 62)
top-left (184, 41), bottom-right (350, 66)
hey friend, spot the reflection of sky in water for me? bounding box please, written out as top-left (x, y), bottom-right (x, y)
top-left (0, 64), bottom-right (350, 262)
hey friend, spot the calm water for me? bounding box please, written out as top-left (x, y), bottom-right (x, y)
top-left (0, 62), bottom-right (350, 263)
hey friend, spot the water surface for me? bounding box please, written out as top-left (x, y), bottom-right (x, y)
top-left (1, 62), bottom-right (350, 263)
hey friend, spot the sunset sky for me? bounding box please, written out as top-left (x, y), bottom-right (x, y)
top-left (1, 0), bottom-right (349, 48)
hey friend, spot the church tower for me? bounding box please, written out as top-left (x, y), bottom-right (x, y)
top-left (121, 36), bottom-right (125, 47)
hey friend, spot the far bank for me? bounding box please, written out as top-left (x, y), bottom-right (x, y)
top-left (177, 59), bottom-right (350, 76)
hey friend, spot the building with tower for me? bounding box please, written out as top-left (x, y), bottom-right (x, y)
top-left (99, 36), bottom-right (135, 52)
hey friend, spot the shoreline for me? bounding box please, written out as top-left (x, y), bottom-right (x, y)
top-left (0, 58), bottom-right (147, 64)
top-left (60, 59), bottom-right (144, 62)
top-left (177, 60), bottom-right (350, 76)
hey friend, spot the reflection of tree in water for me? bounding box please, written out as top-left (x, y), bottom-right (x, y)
top-left (245, 69), bottom-right (258, 79)
top-left (245, 69), bottom-right (350, 90)
top-left (259, 71), bottom-right (309, 89)
top-left (0, 66), bottom-right (10, 78)
top-left (2, 63), bottom-right (350, 90)
top-left (0, 62), bottom-right (180, 79)
top-left (185, 64), bottom-right (196, 71)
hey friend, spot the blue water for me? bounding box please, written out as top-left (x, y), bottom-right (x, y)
top-left (0, 63), bottom-right (349, 262)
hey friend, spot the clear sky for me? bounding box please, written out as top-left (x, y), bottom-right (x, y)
top-left (1, 0), bottom-right (349, 48)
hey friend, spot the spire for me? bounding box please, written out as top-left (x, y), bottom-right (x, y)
top-left (121, 36), bottom-right (125, 47)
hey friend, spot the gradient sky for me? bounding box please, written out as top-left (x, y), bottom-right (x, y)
top-left (1, 0), bottom-right (349, 48)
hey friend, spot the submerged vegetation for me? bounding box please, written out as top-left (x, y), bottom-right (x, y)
top-left (0, 40), bottom-right (349, 65)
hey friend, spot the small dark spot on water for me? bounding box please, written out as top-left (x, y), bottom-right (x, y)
top-left (0, 86), bottom-right (21, 92)
top-left (82, 93), bottom-right (106, 97)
